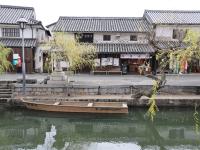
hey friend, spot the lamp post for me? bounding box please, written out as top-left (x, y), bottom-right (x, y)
top-left (17, 17), bottom-right (28, 95)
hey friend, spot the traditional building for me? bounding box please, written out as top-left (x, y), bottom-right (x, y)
top-left (144, 10), bottom-right (200, 73)
top-left (51, 17), bottom-right (155, 74)
top-left (0, 5), bottom-right (50, 73)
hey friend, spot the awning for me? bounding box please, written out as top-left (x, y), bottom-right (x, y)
top-left (0, 38), bottom-right (37, 47)
top-left (95, 43), bottom-right (155, 54)
top-left (154, 41), bottom-right (187, 50)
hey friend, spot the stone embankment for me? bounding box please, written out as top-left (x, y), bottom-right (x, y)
top-left (13, 84), bottom-right (200, 96)
top-left (11, 83), bottom-right (200, 107)
top-left (0, 81), bottom-right (14, 104)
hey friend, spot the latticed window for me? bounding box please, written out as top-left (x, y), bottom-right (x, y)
top-left (2, 28), bottom-right (20, 37)
top-left (103, 35), bottom-right (111, 41)
top-left (172, 29), bottom-right (179, 39)
top-left (130, 35), bottom-right (137, 41)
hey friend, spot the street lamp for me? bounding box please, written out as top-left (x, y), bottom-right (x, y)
top-left (17, 17), bottom-right (28, 95)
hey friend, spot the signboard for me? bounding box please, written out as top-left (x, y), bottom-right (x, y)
top-left (120, 54), bottom-right (150, 59)
top-left (13, 54), bottom-right (19, 59)
top-left (107, 57), bottom-right (113, 65)
top-left (101, 58), bottom-right (113, 66)
top-left (113, 58), bottom-right (119, 66)
top-left (94, 59), bottom-right (100, 67)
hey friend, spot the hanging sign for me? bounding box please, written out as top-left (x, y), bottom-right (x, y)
top-left (107, 57), bottom-right (113, 65)
top-left (113, 58), bottom-right (119, 66)
top-left (120, 54), bottom-right (150, 59)
top-left (13, 54), bottom-right (19, 59)
top-left (94, 59), bottom-right (100, 67)
top-left (101, 58), bottom-right (113, 66)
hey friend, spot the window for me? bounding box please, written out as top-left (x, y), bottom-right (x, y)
top-left (130, 35), bottom-right (137, 41)
top-left (103, 35), bottom-right (111, 41)
top-left (74, 33), bottom-right (93, 43)
top-left (2, 28), bottom-right (20, 37)
top-left (173, 29), bottom-right (179, 39)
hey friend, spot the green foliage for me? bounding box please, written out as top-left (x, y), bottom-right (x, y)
top-left (0, 44), bottom-right (11, 74)
top-left (157, 30), bottom-right (200, 71)
top-left (193, 104), bottom-right (200, 134)
top-left (153, 30), bottom-right (200, 122)
top-left (44, 33), bottom-right (96, 72)
top-left (43, 53), bottom-right (52, 73)
top-left (146, 80), bottom-right (159, 121)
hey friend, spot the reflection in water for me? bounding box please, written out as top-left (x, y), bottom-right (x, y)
top-left (0, 107), bottom-right (200, 150)
top-left (31, 125), bottom-right (56, 150)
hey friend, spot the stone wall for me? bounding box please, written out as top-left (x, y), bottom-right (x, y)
top-left (13, 84), bottom-right (200, 97)
top-left (13, 84), bottom-right (134, 96)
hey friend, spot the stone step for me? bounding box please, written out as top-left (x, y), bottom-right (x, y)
top-left (0, 91), bottom-right (12, 94)
top-left (0, 84), bottom-right (13, 88)
top-left (0, 98), bottom-right (8, 103)
top-left (0, 94), bottom-right (12, 98)
top-left (0, 89), bottom-right (12, 92)
top-left (0, 81), bottom-right (15, 83)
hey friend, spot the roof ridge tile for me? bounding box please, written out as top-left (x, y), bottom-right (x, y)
top-left (0, 5), bottom-right (34, 10)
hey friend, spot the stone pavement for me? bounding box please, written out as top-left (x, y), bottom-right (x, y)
top-left (0, 73), bottom-right (200, 86)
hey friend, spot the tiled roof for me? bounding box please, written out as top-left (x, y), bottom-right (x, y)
top-left (153, 41), bottom-right (186, 50)
top-left (0, 38), bottom-right (37, 47)
top-left (53, 17), bottom-right (150, 32)
top-left (144, 10), bottom-right (200, 24)
top-left (0, 5), bottom-right (36, 24)
top-left (94, 43), bottom-right (155, 53)
top-left (46, 22), bottom-right (57, 28)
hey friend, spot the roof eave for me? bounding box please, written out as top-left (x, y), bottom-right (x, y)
top-left (153, 23), bottom-right (200, 25)
top-left (52, 30), bottom-right (150, 33)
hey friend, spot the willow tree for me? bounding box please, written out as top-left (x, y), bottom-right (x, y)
top-left (44, 33), bottom-right (96, 73)
top-left (0, 44), bottom-right (11, 74)
top-left (133, 30), bottom-right (200, 121)
top-left (157, 30), bottom-right (200, 72)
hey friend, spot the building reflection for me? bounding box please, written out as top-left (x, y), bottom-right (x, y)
top-left (0, 108), bottom-right (200, 150)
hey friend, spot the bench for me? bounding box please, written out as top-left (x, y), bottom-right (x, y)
top-left (107, 71), bottom-right (122, 75)
top-left (92, 71), bottom-right (122, 75)
top-left (92, 71), bottom-right (107, 75)
top-left (17, 78), bottom-right (37, 84)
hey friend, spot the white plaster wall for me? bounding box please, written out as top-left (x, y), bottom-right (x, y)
top-left (65, 32), bottom-right (74, 38)
top-left (51, 32), bottom-right (74, 39)
top-left (93, 32), bottom-right (149, 43)
top-left (23, 27), bottom-right (34, 38)
top-left (47, 24), bottom-right (56, 33)
top-left (0, 24), bottom-right (48, 39)
top-left (155, 25), bottom-right (200, 41)
top-left (50, 32), bottom-right (149, 43)
top-left (35, 46), bottom-right (43, 73)
top-left (36, 28), bottom-right (48, 43)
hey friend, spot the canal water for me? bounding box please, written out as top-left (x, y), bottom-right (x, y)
top-left (0, 106), bottom-right (200, 150)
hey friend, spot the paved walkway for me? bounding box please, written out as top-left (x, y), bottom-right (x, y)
top-left (0, 73), bottom-right (200, 86)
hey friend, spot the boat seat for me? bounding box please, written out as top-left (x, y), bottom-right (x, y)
top-left (87, 103), bottom-right (93, 107)
top-left (122, 103), bottom-right (127, 108)
top-left (54, 101), bottom-right (61, 105)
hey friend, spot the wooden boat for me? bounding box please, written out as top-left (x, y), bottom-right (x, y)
top-left (21, 99), bottom-right (128, 114)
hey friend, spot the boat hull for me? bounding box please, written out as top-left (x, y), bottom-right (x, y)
top-left (22, 101), bottom-right (128, 114)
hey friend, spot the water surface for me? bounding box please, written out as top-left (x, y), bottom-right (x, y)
top-left (0, 106), bottom-right (200, 150)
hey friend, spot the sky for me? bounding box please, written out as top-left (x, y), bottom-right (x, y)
top-left (0, 0), bottom-right (200, 26)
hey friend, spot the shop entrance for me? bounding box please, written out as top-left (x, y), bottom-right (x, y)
top-left (121, 59), bottom-right (147, 74)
